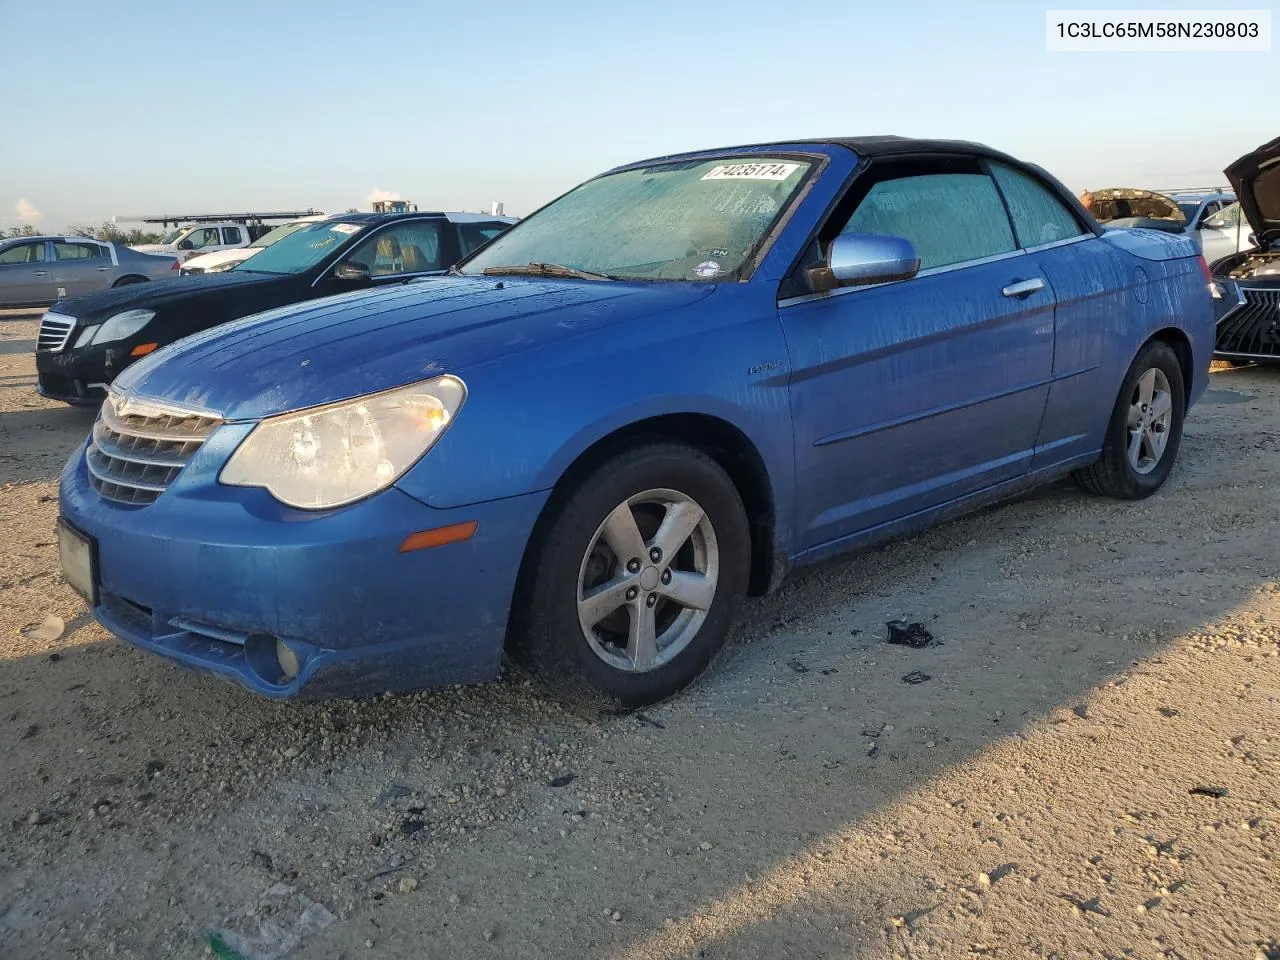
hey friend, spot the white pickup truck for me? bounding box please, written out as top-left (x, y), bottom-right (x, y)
top-left (131, 222), bottom-right (265, 262)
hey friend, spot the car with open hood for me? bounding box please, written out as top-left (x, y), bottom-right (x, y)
top-left (56, 136), bottom-right (1214, 709)
top-left (1209, 135), bottom-right (1280, 363)
top-left (1087, 187), bottom-right (1240, 261)
top-left (34, 211), bottom-right (516, 405)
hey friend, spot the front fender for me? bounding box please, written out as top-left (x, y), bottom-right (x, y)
top-left (394, 286), bottom-right (796, 530)
top-left (526, 391), bottom-right (782, 492)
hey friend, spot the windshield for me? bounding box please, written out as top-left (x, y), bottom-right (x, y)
top-left (234, 221), bottom-right (364, 274)
top-left (159, 228), bottom-right (185, 244)
top-left (461, 156), bottom-right (814, 281)
top-left (249, 221), bottom-right (315, 249)
top-left (1176, 202), bottom-right (1201, 221)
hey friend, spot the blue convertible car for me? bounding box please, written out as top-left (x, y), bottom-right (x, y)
top-left (58, 137), bottom-right (1214, 708)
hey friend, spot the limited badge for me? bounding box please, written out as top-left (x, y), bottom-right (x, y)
top-left (694, 260), bottom-right (722, 279)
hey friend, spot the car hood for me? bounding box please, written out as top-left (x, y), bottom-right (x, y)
top-left (1225, 135), bottom-right (1280, 244)
top-left (1089, 188), bottom-right (1185, 224)
top-left (114, 277), bottom-right (716, 421)
top-left (51, 272), bottom-right (282, 323)
top-left (129, 244), bottom-right (174, 254)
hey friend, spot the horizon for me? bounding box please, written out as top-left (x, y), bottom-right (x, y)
top-left (2, 0), bottom-right (1275, 232)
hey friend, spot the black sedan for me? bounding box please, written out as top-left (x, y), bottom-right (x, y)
top-left (35, 211), bottom-right (514, 405)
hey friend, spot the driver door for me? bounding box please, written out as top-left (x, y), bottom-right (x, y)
top-left (779, 159), bottom-right (1057, 552)
top-left (319, 219), bottom-right (454, 293)
top-left (0, 240), bottom-right (54, 306)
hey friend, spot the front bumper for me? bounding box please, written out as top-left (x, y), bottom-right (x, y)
top-left (36, 343), bottom-right (133, 406)
top-left (1212, 281), bottom-right (1280, 362)
top-left (59, 441), bottom-right (548, 699)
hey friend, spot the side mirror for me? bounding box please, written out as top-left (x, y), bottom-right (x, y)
top-left (177, 239), bottom-right (194, 250)
top-left (1248, 232), bottom-right (1258, 247)
top-left (808, 233), bottom-right (920, 293)
top-left (333, 260), bottom-right (371, 281)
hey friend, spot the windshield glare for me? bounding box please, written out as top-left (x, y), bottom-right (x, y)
top-left (462, 157), bottom-right (813, 281)
top-left (159, 229), bottom-right (184, 244)
top-left (233, 221), bottom-right (363, 274)
top-left (249, 221), bottom-right (314, 249)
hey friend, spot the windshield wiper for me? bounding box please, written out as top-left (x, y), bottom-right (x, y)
top-left (480, 262), bottom-right (613, 281)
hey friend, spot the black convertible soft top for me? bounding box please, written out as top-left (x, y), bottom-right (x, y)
top-left (634, 135), bottom-right (1102, 238)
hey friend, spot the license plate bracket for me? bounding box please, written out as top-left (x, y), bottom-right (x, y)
top-left (58, 519), bottom-right (98, 607)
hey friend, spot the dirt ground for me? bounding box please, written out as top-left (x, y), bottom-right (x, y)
top-left (1, 306), bottom-right (1278, 960)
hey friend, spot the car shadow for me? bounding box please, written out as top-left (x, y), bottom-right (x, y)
top-left (0, 338), bottom-right (36, 356)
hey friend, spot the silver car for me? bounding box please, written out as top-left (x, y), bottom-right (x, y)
top-left (0, 236), bottom-right (178, 309)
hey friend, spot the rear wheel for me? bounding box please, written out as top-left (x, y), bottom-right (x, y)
top-left (111, 275), bottom-right (147, 288)
top-left (509, 443), bottom-right (750, 711)
top-left (1075, 340), bottom-right (1185, 499)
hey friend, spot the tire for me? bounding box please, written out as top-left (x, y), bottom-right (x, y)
top-left (1075, 340), bottom-right (1185, 499)
top-left (111, 275), bottom-right (147, 288)
top-left (509, 442), bottom-right (750, 711)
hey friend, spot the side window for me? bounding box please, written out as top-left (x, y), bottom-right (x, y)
top-left (1197, 201), bottom-right (1223, 225)
top-left (347, 221), bottom-right (445, 277)
top-left (458, 221), bottom-right (509, 256)
top-left (0, 242), bottom-right (47, 265)
top-left (989, 163), bottom-right (1088, 248)
top-left (222, 226), bottom-right (243, 245)
top-left (840, 172), bottom-right (1016, 270)
top-left (1203, 202), bottom-right (1241, 230)
top-left (184, 228), bottom-right (220, 249)
top-left (53, 241), bottom-right (104, 261)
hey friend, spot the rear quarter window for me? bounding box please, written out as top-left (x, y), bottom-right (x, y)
top-left (990, 163), bottom-right (1089, 248)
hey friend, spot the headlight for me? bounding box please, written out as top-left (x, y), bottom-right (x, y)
top-left (206, 260), bottom-right (240, 273)
top-left (76, 309), bottom-right (156, 348)
top-left (220, 375), bottom-right (466, 509)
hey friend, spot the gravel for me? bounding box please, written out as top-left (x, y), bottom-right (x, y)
top-left (2, 310), bottom-right (1278, 958)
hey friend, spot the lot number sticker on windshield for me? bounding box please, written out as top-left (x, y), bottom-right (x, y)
top-left (330, 224), bottom-right (361, 235)
top-left (701, 162), bottom-right (799, 181)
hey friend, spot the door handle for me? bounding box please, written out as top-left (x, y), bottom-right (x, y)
top-left (97, 266), bottom-right (111, 272)
top-left (1002, 278), bottom-right (1045, 298)
top-left (33, 270), bottom-right (48, 277)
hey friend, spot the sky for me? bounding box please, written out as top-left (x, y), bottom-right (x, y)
top-left (1, 0), bottom-right (1275, 231)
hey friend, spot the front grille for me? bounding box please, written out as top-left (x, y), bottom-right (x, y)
top-left (37, 312), bottom-right (76, 352)
top-left (1216, 287), bottom-right (1280, 357)
top-left (86, 391), bottom-right (221, 505)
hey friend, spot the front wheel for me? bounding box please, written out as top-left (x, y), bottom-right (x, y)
top-left (1075, 340), bottom-right (1185, 499)
top-left (509, 443), bottom-right (750, 711)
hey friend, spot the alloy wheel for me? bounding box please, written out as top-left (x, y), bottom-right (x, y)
top-left (576, 488), bottom-right (719, 673)
top-left (1126, 367), bottom-right (1173, 475)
